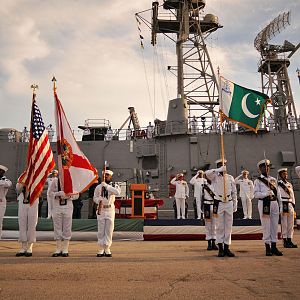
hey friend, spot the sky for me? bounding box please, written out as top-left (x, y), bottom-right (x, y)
top-left (0, 0), bottom-right (299, 134)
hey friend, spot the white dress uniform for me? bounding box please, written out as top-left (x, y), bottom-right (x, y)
top-left (93, 181), bottom-right (121, 255)
top-left (205, 167), bottom-right (237, 249)
top-left (201, 180), bottom-right (217, 244)
top-left (277, 178), bottom-right (296, 245)
top-left (49, 177), bottom-right (79, 256)
top-left (16, 183), bottom-right (39, 255)
top-left (253, 174), bottom-right (279, 244)
top-left (235, 175), bottom-right (254, 219)
top-left (170, 177), bottom-right (189, 219)
top-left (46, 177), bottom-right (55, 219)
top-left (189, 173), bottom-right (205, 219)
top-left (0, 169), bottom-right (12, 239)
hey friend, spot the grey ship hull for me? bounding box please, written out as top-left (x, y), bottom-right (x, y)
top-left (1, 129), bottom-right (299, 217)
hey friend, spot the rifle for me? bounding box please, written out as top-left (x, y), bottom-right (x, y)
top-left (96, 161), bottom-right (107, 215)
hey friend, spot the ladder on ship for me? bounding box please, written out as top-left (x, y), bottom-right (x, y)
top-left (158, 142), bottom-right (167, 197)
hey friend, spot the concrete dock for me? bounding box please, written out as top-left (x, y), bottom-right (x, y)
top-left (0, 231), bottom-right (299, 299)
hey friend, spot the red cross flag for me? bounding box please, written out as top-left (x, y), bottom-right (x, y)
top-left (54, 87), bottom-right (98, 195)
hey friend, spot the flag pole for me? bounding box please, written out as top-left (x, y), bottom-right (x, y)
top-left (52, 76), bottom-right (57, 93)
top-left (217, 68), bottom-right (227, 202)
top-left (30, 84), bottom-right (38, 102)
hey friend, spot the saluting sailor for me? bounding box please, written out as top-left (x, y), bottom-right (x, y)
top-left (93, 170), bottom-right (121, 257)
top-left (235, 170), bottom-right (254, 219)
top-left (170, 173), bottom-right (189, 219)
top-left (49, 174), bottom-right (79, 257)
top-left (205, 159), bottom-right (237, 257)
top-left (190, 170), bottom-right (205, 219)
top-left (253, 159), bottom-right (283, 256)
top-left (0, 165), bottom-right (12, 239)
top-left (15, 179), bottom-right (39, 256)
top-left (277, 168), bottom-right (297, 248)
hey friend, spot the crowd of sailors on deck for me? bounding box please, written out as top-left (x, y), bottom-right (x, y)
top-left (5, 114), bottom-right (300, 143)
top-left (0, 162), bottom-right (299, 258)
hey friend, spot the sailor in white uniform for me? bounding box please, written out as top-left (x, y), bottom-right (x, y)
top-left (15, 181), bottom-right (39, 256)
top-left (253, 159), bottom-right (283, 256)
top-left (190, 170), bottom-right (205, 219)
top-left (235, 170), bottom-right (254, 219)
top-left (93, 170), bottom-right (121, 257)
top-left (46, 170), bottom-right (58, 219)
top-left (202, 176), bottom-right (218, 251)
top-left (277, 168), bottom-right (297, 248)
top-left (205, 159), bottom-right (237, 257)
top-left (49, 176), bottom-right (79, 257)
top-left (0, 165), bottom-right (12, 239)
top-left (170, 173), bottom-right (189, 219)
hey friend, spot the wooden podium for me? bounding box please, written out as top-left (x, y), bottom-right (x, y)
top-left (130, 183), bottom-right (148, 218)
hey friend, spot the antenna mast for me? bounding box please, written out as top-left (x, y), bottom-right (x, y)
top-left (254, 11), bottom-right (300, 131)
top-left (138, 0), bottom-right (222, 132)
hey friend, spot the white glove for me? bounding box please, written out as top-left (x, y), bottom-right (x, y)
top-left (268, 190), bottom-right (274, 197)
top-left (55, 191), bottom-right (65, 197)
top-left (279, 204), bottom-right (283, 214)
top-left (233, 201), bottom-right (237, 212)
top-left (102, 182), bottom-right (108, 188)
top-left (216, 165), bottom-right (226, 173)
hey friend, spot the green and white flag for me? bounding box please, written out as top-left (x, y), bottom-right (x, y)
top-left (220, 76), bottom-right (270, 132)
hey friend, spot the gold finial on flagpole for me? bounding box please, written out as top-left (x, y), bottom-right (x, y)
top-left (30, 84), bottom-right (38, 101)
top-left (52, 76), bottom-right (57, 92)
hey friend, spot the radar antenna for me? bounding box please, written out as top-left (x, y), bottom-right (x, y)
top-left (254, 11), bottom-right (300, 131)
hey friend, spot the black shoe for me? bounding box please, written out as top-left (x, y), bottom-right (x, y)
top-left (96, 253), bottom-right (105, 257)
top-left (52, 252), bottom-right (62, 257)
top-left (287, 238), bottom-right (298, 248)
top-left (224, 244), bottom-right (235, 257)
top-left (104, 253), bottom-right (112, 257)
top-left (211, 240), bottom-right (218, 250)
top-left (16, 252), bottom-right (26, 257)
top-left (265, 243), bottom-right (272, 256)
top-left (207, 240), bottom-right (213, 251)
top-left (283, 238), bottom-right (292, 248)
top-left (61, 253), bottom-right (69, 257)
top-left (271, 243), bottom-right (283, 256)
top-left (218, 243), bottom-right (225, 257)
top-left (25, 252), bottom-right (32, 257)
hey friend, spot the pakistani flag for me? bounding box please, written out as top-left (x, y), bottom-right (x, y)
top-left (220, 76), bottom-right (270, 132)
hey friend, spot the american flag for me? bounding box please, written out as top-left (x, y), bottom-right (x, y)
top-left (19, 94), bottom-right (55, 205)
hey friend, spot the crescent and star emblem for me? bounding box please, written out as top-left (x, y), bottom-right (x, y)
top-left (241, 93), bottom-right (260, 119)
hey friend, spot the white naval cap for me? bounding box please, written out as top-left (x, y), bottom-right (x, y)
top-left (177, 173), bottom-right (184, 177)
top-left (197, 170), bottom-right (204, 174)
top-left (52, 169), bottom-right (58, 174)
top-left (242, 170), bottom-right (249, 174)
top-left (257, 159), bottom-right (270, 168)
top-left (215, 158), bottom-right (227, 165)
top-left (0, 165), bottom-right (8, 172)
top-left (103, 170), bottom-right (113, 176)
top-left (277, 168), bottom-right (287, 173)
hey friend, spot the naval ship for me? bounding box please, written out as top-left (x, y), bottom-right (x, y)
top-left (0, 0), bottom-right (299, 220)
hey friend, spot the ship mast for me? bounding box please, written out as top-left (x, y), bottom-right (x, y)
top-left (254, 11), bottom-right (300, 131)
top-left (140, 0), bottom-right (222, 134)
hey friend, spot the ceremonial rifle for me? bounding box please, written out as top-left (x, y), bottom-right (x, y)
top-left (96, 161), bottom-right (107, 215)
